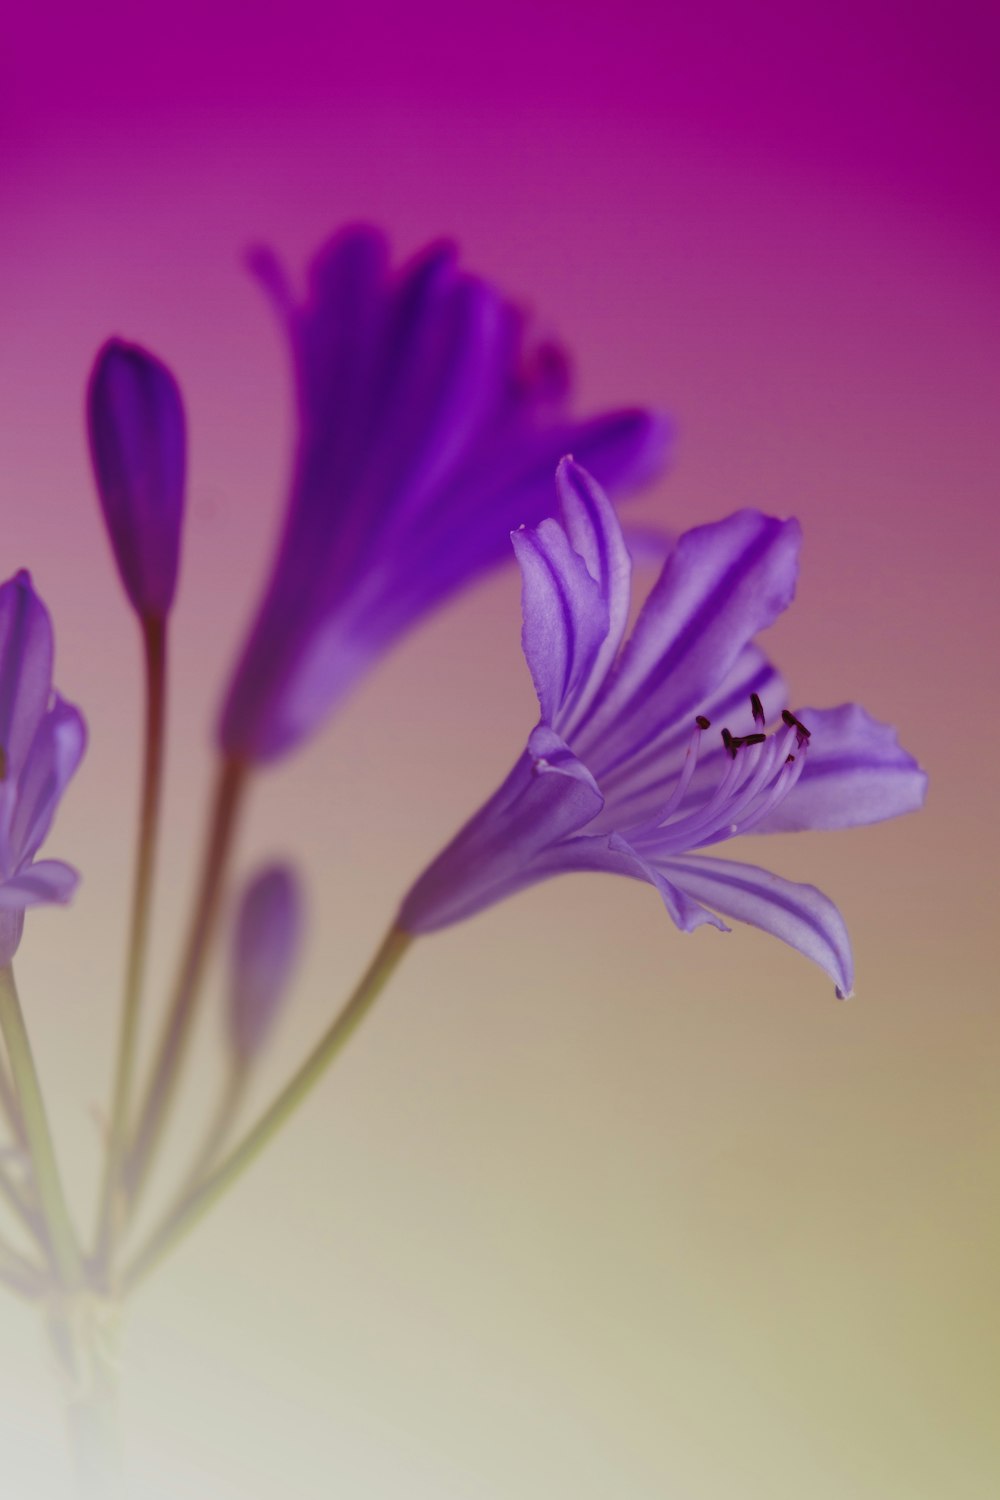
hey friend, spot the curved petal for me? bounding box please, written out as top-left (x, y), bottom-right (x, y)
top-left (513, 520), bottom-right (608, 727)
top-left (354, 409), bottom-right (671, 651)
top-left (527, 829), bottom-right (728, 934)
top-left (0, 572), bottom-right (54, 782)
top-left (752, 703), bottom-right (928, 832)
top-left (11, 696), bottom-right (87, 863)
top-left (598, 643), bottom-right (787, 827)
top-left (400, 741), bottom-right (604, 933)
top-left (660, 853), bottom-right (854, 997)
top-left (0, 859), bottom-right (80, 910)
top-left (554, 459), bottom-right (633, 728)
top-left (578, 510), bottom-right (800, 775)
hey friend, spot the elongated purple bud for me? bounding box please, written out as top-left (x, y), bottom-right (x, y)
top-left (229, 864), bottom-right (303, 1062)
top-left (87, 338), bottom-right (186, 619)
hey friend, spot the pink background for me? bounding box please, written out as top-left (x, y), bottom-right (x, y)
top-left (1, 2), bottom-right (997, 1495)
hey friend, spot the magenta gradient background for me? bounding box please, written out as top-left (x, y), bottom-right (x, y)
top-left (1, 3), bottom-right (998, 1497)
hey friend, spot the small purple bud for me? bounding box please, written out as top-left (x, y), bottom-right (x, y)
top-left (87, 339), bottom-right (186, 620)
top-left (229, 864), bottom-right (303, 1062)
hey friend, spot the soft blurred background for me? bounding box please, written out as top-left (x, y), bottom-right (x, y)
top-left (1, 1), bottom-right (997, 1495)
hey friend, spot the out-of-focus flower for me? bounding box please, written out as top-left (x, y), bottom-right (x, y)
top-left (87, 339), bottom-right (187, 621)
top-left (0, 572), bottom-right (86, 965)
top-left (400, 462), bottom-right (927, 996)
top-left (219, 225), bottom-right (670, 765)
top-left (228, 864), bottom-right (302, 1062)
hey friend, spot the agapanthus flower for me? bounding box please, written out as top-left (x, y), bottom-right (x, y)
top-left (400, 461), bottom-right (927, 995)
top-left (87, 339), bottom-right (187, 621)
top-left (219, 225), bottom-right (669, 764)
top-left (228, 863), bottom-right (302, 1063)
top-left (0, 571), bottom-right (86, 965)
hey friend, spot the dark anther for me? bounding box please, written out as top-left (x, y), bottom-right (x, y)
top-left (750, 692), bottom-right (765, 726)
top-left (696, 715), bottom-right (711, 730)
top-left (781, 708), bottom-right (811, 743)
top-left (743, 732), bottom-right (766, 746)
top-left (721, 727), bottom-right (736, 758)
top-left (785, 753), bottom-right (796, 764)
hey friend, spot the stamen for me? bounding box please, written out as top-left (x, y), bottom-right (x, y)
top-left (750, 692), bottom-right (765, 726)
top-left (781, 708), bottom-right (811, 746)
top-left (696, 715), bottom-right (711, 730)
top-left (721, 727), bottom-right (736, 759)
top-left (656, 719), bottom-right (706, 823)
top-left (742, 732), bottom-right (766, 746)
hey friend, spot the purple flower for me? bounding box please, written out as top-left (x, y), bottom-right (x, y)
top-left (87, 339), bottom-right (187, 620)
top-left (400, 461), bottom-right (927, 996)
top-left (228, 864), bottom-right (303, 1062)
top-left (219, 225), bottom-right (669, 764)
top-left (0, 572), bottom-right (86, 966)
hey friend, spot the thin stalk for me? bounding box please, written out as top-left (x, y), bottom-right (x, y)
top-left (124, 756), bottom-right (247, 1218)
top-left (0, 1229), bottom-right (45, 1288)
top-left (0, 1156), bottom-right (46, 1246)
top-left (94, 614), bottom-right (168, 1270)
top-left (0, 966), bottom-right (82, 1288)
top-left (122, 927), bottom-right (412, 1292)
top-left (172, 1063), bottom-right (248, 1208)
top-left (0, 1046), bottom-right (27, 1148)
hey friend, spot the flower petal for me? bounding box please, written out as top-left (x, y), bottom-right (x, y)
top-left (87, 339), bottom-right (186, 619)
top-left (751, 703), bottom-right (928, 832)
top-left (527, 829), bottom-right (728, 934)
top-left (0, 859), bottom-right (80, 910)
top-left (598, 643), bottom-right (787, 828)
top-left (11, 696), bottom-right (87, 864)
top-left (554, 459), bottom-right (633, 728)
top-left (400, 742), bottom-right (604, 932)
top-left (512, 520), bottom-right (608, 727)
top-left (0, 572), bottom-right (54, 781)
top-left (660, 853), bottom-right (854, 997)
top-left (579, 510), bottom-right (800, 776)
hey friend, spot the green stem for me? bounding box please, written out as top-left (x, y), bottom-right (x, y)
top-left (94, 614), bottom-right (168, 1273)
top-left (0, 1045), bottom-right (28, 1149)
top-left (123, 755), bottom-right (247, 1221)
top-left (0, 1155), bottom-right (47, 1246)
top-left (0, 966), bottom-right (82, 1288)
top-left (122, 927), bottom-right (412, 1293)
top-left (172, 1063), bottom-right (247, 1207)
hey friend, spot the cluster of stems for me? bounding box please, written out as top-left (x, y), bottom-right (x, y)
top-left (0, 613), bottom-right (412, 1495)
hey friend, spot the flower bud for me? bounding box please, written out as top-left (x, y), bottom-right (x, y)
top-left (87, 338), bottom-right (186, 620)
top-left (229, 864), bottom-right (303, 1062)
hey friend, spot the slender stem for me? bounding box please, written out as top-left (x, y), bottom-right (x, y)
top-left (173, 1063), bottom-right (247, 1207)
top-left (94, 614), bottom-right (168, 1271)
top-left (0, 1046), bottom-right (28, 1149)
top-left (0, 1229), bottom-right (45, 1288)
top-left (122, 927), bottom-right (412, 1293)
top-left (0, 1155), bottom-right (47, 1246)
top-left (123, 755), bottom-right (247, 1219)
top-left (0, 966), bottom-right (82, 1288)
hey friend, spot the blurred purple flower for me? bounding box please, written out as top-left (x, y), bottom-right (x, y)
top-left (228, 863), bottom-right (303, 1062)
top-left (400, 462), bottom-right (927, 996)
top-left (0, 572), bottom-right (86, 966)
top-left (87, 338), bottom-right (187, 621)
top-left (219, 225), bottom-right (670, 764)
